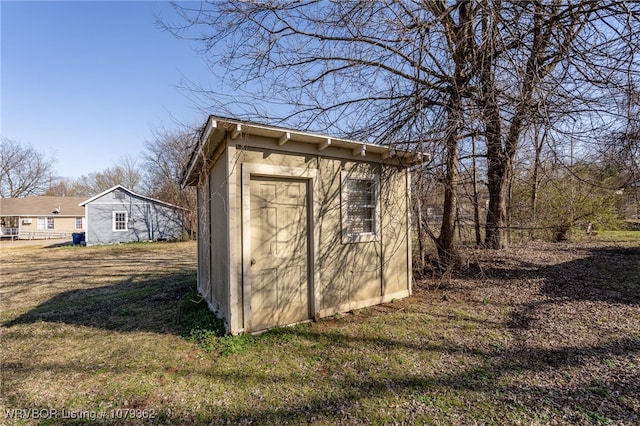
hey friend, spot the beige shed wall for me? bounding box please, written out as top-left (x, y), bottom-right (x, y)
top-left (209, 148), bottom-right (231, 322)
top-left (381, 168), bottom-right (411, 295)
top-left (223, 136), bottom-right (410, 333)
top-left (316, 159), bottom-right (382, 311)
top-left (196, 174), bottom-right (210, 304)
top-left (197, 147), bottom-right (232, 324)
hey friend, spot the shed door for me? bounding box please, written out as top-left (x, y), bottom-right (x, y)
top-left (249, 177), bottom-right (309, 331)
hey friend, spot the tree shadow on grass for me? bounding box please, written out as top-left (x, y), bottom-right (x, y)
top-left (473, 244), bottom-right (640, 306)
top-left (6, 313), bottom-right (638, 424)
top-left (2, 271), bottom-right (197, 334)
top-left (171, 328), bottom-right (640, 425)
top-left (539, 245), bottom-right (640, 305)
top-left (485, 249), bottom-right (636, 346)
top-left (39, 241), bottom-right (73, 248)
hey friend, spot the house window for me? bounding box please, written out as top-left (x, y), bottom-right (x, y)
top-left (75, 217), bottom-right (84, 230)
top-left (113, 212), bottom-right (128, 231)
top-left (37, 217), bottom-right (54, 230)
top-left (341, 171), bottom-right (380, 243)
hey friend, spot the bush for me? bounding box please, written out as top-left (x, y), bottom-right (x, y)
top-left (510, 162), bottom-right (627, 242)
top-left (176, 291), bottom-right (256, 355)
top-left (177, 291), bottom-right (226, 349)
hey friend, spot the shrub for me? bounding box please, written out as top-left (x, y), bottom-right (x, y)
top-left (177, 291), bottom-right (226, 349)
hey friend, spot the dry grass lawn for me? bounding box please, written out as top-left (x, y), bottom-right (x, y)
top-left (1, 234), bottom-right (639, 425)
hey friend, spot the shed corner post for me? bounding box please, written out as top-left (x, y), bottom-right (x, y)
top-left (312, 161), bottom-right (322, 322)
top-left (227, 143), bottom-right (246, 334)
top-left (406, 167), bottom-right (413, 296)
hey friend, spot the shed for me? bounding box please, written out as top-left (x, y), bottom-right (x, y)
top-left (80, 185), bottom-right (185, 246)
top-left (182, 116), bottom-right (426, 334)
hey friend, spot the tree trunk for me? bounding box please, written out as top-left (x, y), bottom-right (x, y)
top-left (530, 125), bottom-right (544, 239)
top-left (481, 0), bottom-right (550, 249)
top-left (435, 88), bottom-right (461, 265)
top-left (432, 0), bottom-right (472, 265)
top-left (478, 1), bottom-right (509, 249)
top-left (436, 137), bottom-right (459, 265)
top-left (485, 161), bottom-right (510, 249)
top-left (472, 136), bottom-right (482, 246)
top-left (416, 182), bottom-right (426, 268)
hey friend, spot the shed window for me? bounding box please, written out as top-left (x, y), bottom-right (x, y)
top-left (341, 172), bottom-right (380, 243)
top-left (113, 212), bottom-right (128, 231)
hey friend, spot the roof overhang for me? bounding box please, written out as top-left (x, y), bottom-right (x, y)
top-left (181, 116), bottom-right (431, 187)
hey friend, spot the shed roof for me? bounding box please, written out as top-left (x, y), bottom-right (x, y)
top-left (79, 185), bottom-right (186, 210)
top-left (182, 115), bottom-right (430, 187)
top-left (0, 196), bottom-right (86, 217)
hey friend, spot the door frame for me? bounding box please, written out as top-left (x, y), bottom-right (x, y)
top-left (241, 163), bottom-right (319, 331)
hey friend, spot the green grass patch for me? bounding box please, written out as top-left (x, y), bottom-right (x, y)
top-left (572, 229), bottom-right (640, 244)
top-left (176, 290), bottom-right (255, 355)
top-left (177, 290), bottom-right (226, 350)
top-left (219, 334), bottom-right (256, 356)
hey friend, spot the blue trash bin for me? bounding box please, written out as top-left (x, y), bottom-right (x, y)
top-left (72, 233), bottom-right (82, 245)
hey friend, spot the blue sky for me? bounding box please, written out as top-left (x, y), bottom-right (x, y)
top-left (1, 1), bottom-right (212, 178)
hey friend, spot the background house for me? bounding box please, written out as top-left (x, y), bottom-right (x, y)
top-left (183, 116), bottom-right (426, 334)
top-left (0, 196), bottom-right (86, 240)
top-left (80, 185), bottom-right (185, 246)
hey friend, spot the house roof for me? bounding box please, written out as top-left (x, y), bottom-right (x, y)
top-left (182, 115), bottom-right (431, 187)
top-left (79, 185), bottom-right (186, 210)
top-left (0, 196), bottom-right (86, 217)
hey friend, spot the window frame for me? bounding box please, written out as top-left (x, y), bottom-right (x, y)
top-left (38, 217), bottom-right (54, 230)
top-left (75, 216), bottom-right (85, 230)
top-left (113, 211), bottom-right (128, 232)
top-left (340, 171), bottom-right (380, 244)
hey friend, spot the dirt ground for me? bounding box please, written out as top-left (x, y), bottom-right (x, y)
top-left (407, 237), bottom-right (640, 424)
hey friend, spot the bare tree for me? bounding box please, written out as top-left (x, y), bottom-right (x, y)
top-left (470, 1), bottom-right (638, 247)
top-left (164, 0), bottom-right (473, 263)
top-left (607, 89), bottom-right (640, 188)
top-left (165, 0), bottom-right (640, 259)
top-left (143, 126), bottom-right (198, 236)
top-left (42, 176), bottom-right (88, 197)
top-left (75, 154), bottom-right (143, 195)
top-left (0, 138), bottom-right (55, 198)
